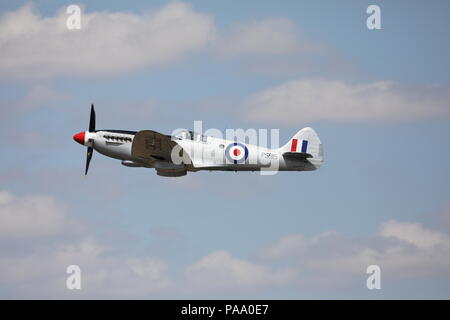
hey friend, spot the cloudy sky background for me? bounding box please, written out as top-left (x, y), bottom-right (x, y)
top-left (1, 0), bottom-right (450, 298)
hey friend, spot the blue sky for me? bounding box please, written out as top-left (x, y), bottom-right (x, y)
top-left (0, 0), bottom-right (449, 299)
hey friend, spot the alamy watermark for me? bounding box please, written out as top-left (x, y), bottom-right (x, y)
top-left (366, 265), bottom-right (381, 290)
top-left (66, 265), bottom-right (82, 290)
top-left (366, 5), bottom-right (381, 30)
top-left (66, 5), bottom-right (81, 30)
top-left (169, 121), bottom-right (283, 175)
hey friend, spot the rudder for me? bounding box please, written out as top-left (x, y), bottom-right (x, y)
top-left (280, 127), bottom-right (324, 168)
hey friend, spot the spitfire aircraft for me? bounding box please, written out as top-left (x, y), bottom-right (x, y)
top-left (73, 105), bottom-right (324, 177)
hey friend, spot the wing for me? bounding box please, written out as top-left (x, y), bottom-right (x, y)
top-left (131, 130), bottom-right (178, 164)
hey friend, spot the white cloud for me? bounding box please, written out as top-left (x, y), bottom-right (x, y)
top-left (0, 190), bottom-right (74, 238)
top-left (257, 233), bottom-right (309, 260)
top-left (215, 18), bottom-right (310, 57)
top-left (0, 5), bottom-right (332, 80)
top-left (380, 220), bottom-right (450, 250)
top-left (0, 191), bottom-right (173, 298)
top-left (212, 18), bottom-right (355, 78)
top-left (258, 220), bottom-right (450, 286)
top-left (242, 79), bottom-right (450, 123)
top-left (129, 257), bottom-right (168, 280)
top-left (0, 3), bottom-right (215, 79)
top-left (0, 237), bottom-right (175, 298)
top-left (0, 189), bottom-right (289, 297)
top-left (182, 220), bottom-right (450, 292)
top-left (185, 250), bottom-right (294, 291)
top-left (0, 4), bottom-right (352, 80)
top-left (2, 189), bottom-right (450, 297)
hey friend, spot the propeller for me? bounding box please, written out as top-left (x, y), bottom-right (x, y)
top-left (86, 147), bottom-right (93, 175)
top-left (89, 104), bottom-right (96, 133)
top-left (85, 104), bottom-right (95, 175)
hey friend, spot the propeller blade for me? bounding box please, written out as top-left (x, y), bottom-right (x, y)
top-left (89, 104), bottom-right (96, 132)
top-left (85, 147), bottom-right (93, 175)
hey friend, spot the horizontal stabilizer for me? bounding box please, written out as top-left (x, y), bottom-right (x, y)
top-left (282, 152), bottom-right (313, 160)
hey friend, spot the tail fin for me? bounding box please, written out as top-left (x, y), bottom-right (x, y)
top-left (280, 127), bottom-right (324, 169)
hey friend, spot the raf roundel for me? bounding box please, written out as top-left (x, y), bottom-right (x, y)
top-left (225, 142), bottom-right (249, 164)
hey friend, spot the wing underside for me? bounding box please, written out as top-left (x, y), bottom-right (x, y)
top-left (131, 130), bottom-right (188, 176)
top-left (131, 130), bottom-right (178, 163)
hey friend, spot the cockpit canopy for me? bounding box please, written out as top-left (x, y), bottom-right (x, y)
top-left (174, 130), bottom-right (208, 142)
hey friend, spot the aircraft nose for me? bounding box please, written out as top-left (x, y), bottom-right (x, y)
top-left (73, 132), bottom-right (85, 145)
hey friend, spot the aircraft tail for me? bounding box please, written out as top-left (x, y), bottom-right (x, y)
top-left (279, 127), bottom-right (324, 169)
